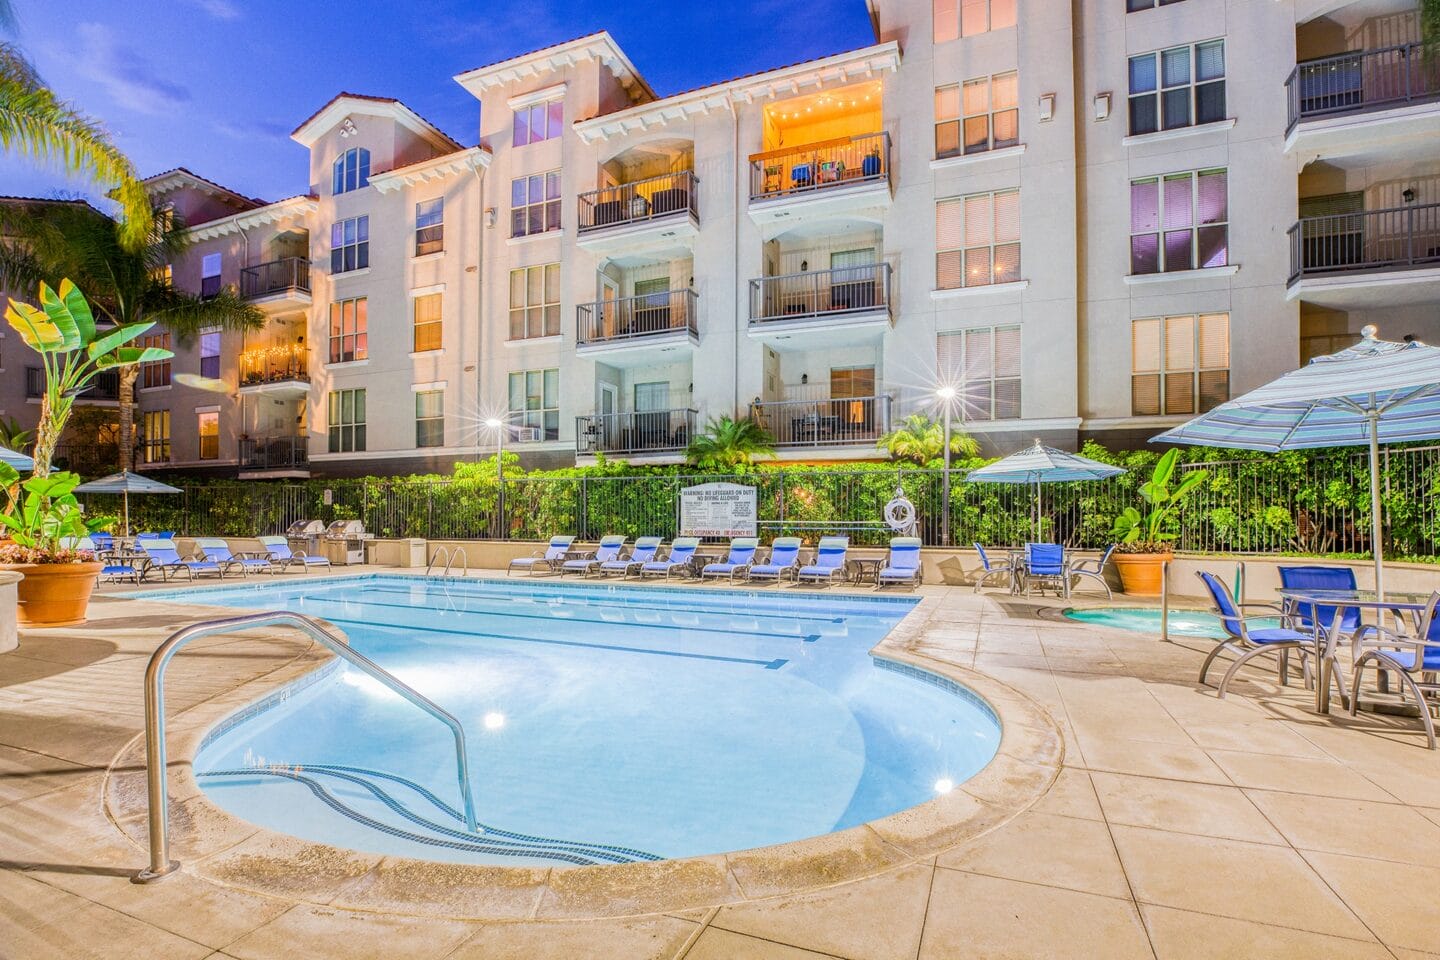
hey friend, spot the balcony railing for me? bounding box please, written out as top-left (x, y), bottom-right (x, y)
top-left (1287, 203), bottom-right (1440, 283)
top-left (578, 170), bottom-right (698, 233)
top-left (240, 257), bottom-right (311, 301)
top-left (28, 366), bottom-right (120, 401)
top-left (577, 288), bottom-right (698, 345)
top-left (239, 347), bottom-right (308, 386)
top-left (750, 131), bottom-right (890, 200)
top-left (239, 435), bottom-right (309, 470)
top-left (576, 408), bottom-right (696, 456)
top-left (749, 263), bottom-right (892, 326)
top-left (750, 396), bottom-right (892, 448)
top-left (1286, 42), bottom-right (1440, 131)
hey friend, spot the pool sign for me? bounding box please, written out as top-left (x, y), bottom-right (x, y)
top-left (680, 482), bottom-right (757, 538)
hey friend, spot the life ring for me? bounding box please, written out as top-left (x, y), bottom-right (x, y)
top-left (884, 492), bottom-right (917, 535)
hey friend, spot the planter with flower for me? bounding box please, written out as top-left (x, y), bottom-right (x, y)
top-left (1110, 449), bottom-right (1208, 596)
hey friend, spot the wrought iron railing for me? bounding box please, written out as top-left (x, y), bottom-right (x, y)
top-left (1287, 202), bottom-right (1440, 283)
top-left (1286, 42), bottom-right (1440, 131)
top-left (750, 396), bottom-right (892, 448)
top-left (575, 408), bottom-right (696, 456)
top-left (578, 170), bottom-right (697, 232)
top-left (749, 263), bottom-right (892, 325)
top-left (239, 347), bottom-right (308, 386)
top-left (749, 131), bottom-right (890, 200)
top-left (240, 257), bottom-right (311, 300)
top-left (239, 435), bottom-right (308, 470)
top-left (577, 288), bottom-right (698, 345)
top-left (28, 366), bottom-right (121, 401)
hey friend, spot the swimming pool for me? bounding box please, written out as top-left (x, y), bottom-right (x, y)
top-left (1063, 606), bottom-right (1277, 638)
top-left (147, 576), bottom-right (1000, 867)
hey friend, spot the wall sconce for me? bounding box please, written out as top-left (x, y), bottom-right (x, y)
top-left (1402, 187), bottom-right (1416, 204)
top-left (484, 208), bottom-right (496, 228)
top-left (800, 373), bottom-right (809, 385)
top-left (1039, 94), bottom-right (1055, 122)
top-left (1093, 93), bottom-right (1111, 121)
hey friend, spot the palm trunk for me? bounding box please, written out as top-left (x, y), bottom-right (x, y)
top-left (31, 393), bottom-right (57, 480)
top-left (117, 366), bottom-right (138, 473)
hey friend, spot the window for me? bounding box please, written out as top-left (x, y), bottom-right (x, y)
top-left (197, 410), bottom-right (219, 460)
top-left (1128, 40), bottom-right (1225, 136)
top-left (200, 253), bottom-right (221, 299)
top-left (936, 190), bottom-right (1021, 289)
top-left (508, 369), bottom-right (559, 441)
top-left (141, 333), bottom-right (171, 388)
top-left (512, 98), bottom-right (563, 147)
top-left (1132, 313), bottom-right (1229, 415)
top-left (936, 72), bottom-right (1019, 158)
top-left (934, 0), bottom-right (1015, 42)
top-left (1127, 0), bottom-right (1187, 10)
top-left (415, 390), bottom-right (444, 448)
top-left (1130, 169), bottom-right (1227, 274)
top-left (142, 410), bottom-right (170, 464)
top-left (413, 292), bottom-right (442, 353)
top-left (510, 171), bottom-right (561, 238)
top-left (332, 147), bottom-right (370, 195)
top-left (937, 326), bottom-right (1022, 421)
top-left (327, 388), bottom-right (366, 453)
top-left (328, 297), bottom-right (368, 363)
top-left (415, 198), bottom-right (444, 256)
top-left (330, 216), bottom-right (369, 273)
top-left (508, 263), bottom-right (560, 339)
top-left (199, 329), bottom-right (220, 380)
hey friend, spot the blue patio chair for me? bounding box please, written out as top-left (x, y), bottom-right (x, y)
top-left (1348, 590), bottom-right (1440, 749)
top-left (747, 537), bottom-right (803, 584)
top-left (1196, 571), bottom-right (1317, 698)
top-left (1278, 566), bottom-right (1361, 639)
top-left (972, 543), bottom-right (1014, 593)
top-left (194, 537), bottom-right (275, 577)
top-left (598, 536), bottom-right (662, 578)
top-left (877, 537), bottom-right (924, 588)
top-left (796, 537), bottom-right (850, 585)
top-left (640, 537), bottom-right (700, 579)
top-left (1066, 544), bottom-right (1116, 599)
top-left (507, 535), bottom-right (576, 577)
top-left (561, 535), bottom-right (626, 577)
top-left (135, 531), bottom-right (175, 541)
top-left (89, 531), bottom-right (114, 552)
top-left (1022, 543), bottom-right (1067, 597)
top-left (63, 535), bottom-right (138, 584)
top-left (257, 535), bottom-right (331, 573)
top-left (701, 537), bottom-right (759, 582)
top-left (136, 539), bottom-right (222, 582)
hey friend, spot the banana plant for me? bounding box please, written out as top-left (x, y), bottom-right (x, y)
top-left (1111, 448), bottom-right (1209, 551)
top-left (0, 463), bottom-right (113, 557)
top-left (4, 279), bottom-right (171, 478)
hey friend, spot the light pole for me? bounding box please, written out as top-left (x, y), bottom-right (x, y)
top-left (937, 386), bottom-right (956, 546)
top-left (484, 418), bottom-right (505, 540)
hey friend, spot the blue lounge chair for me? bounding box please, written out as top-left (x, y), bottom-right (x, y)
top-left (747, 537), bottom-right (803, 584)
top-left (701, 537), bottom-right (759, 581)
top-left (561, 535), bottom-right (626, 576)
top-left (796, 537), bottom-right (849, 585)
top-left (62, 535), bottom-right (137, 584)
top-left (1022, 543), bottom-right (1067, 596)
top-left (972, 543), bottom-right (1014, 593)
top-left (257, 535), bottom-right (331, 573)
top-left (877, 537), bottom-right (924, 588)
top-left (1196, 571), bottom-right (1316, 698)
top-left (1066, 544), bottom-right (1116, 599)
top-left (597, 536), bottom-right (662, 578)
top-left (135, 531), bottom-right (175, 541)
top-left (507, 535), bottom-right (575, 577)
top-left (137, 539), bottom-right (222, 581)
top-left (1278, 566), bottom-right (1361, 639)
top-left (194, 537), bottom-right (275, 577)
top-left (639, 537), bottom-right (700, 579)
top-left (1350, 591), bottom-right (1440, 749)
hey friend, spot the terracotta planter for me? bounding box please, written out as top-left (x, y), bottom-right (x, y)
top-left (1111, 551), bottom-right (1172, 597)
top-left (1, 561), bottom-right (103, 627)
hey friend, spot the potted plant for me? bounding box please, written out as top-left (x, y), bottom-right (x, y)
top-left (0, 466), bottom-right (114, 626)
top-left (1109, 449), bottom-right (1208, 596)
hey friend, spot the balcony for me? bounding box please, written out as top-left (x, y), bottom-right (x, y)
top-left (239, 435), bottom-right (309, 476)
top-left (576, 288), bottom-right (699, 366)
top-left (748, 132), bottom-right (891, 227)
top-left (576, 408), bottom-right (696, 459)
top-left (240, 257), bottom-right (311, 312)
top-left (1284, 43), bottom-right (1440, 164)
top-left (749, 396), bottom-right (892, 453)
top-left (238, 346), bottom-right (309, 395)
top-left (748, 263), bottom-right (892, 343)
top-left (576, 171), bottom-right (699, 258)
top-left (27, 366), bottom-right (120, 403)
top-left (1286, 203), bottom-right (1440, 308)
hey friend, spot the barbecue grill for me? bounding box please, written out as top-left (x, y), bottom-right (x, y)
top-left (324, 519), bottom-right (370, 565)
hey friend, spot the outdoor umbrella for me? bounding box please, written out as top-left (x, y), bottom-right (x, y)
top-left (965, 439), bottom-right (1127, 541)
top-left (74, 471), bottom-right (182, 537)
top-left (1151, 326), bottom-right (1440, 596)
top-left (0, 444), bottom-right (33, 471)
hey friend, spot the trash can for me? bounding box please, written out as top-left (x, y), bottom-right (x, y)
top-left (402, 538), bottom-right (427, 568)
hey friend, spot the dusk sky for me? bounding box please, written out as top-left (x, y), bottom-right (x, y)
top-left (1, 0), bottom-right (875, 206)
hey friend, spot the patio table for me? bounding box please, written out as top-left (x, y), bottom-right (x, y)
top-left (847, 557), bottom-right (885, 586)
top-left (1009, 547), bottom-right (1068, 596)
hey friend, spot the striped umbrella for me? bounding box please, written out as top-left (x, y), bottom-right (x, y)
top-left (1152, 326), bottom-right (1440, 596)
top-left (74, 471), bottom-right (182, 537)
top-left (965, 440), bottom-right (1126, 540)
top-left (0, 444), bottom-right (33, 471)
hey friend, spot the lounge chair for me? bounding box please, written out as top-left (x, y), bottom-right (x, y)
top-left (1196, 571), bottom-right (1317, 698)
top-left (1349, 590), bottom-right (1440, 749)
top-left (257, 534), bottom-right (331, 572)
top-left (639, 537), bottom-right (700, 579)
top-left (876, 537), bottom-right (924, 588)
top-left (194, 537), bottom-right (275, 577)
top-left (701, 537), bottom-right (759, 582)
top-left (136, 539), bottom-right (222, 582)
top-left (63, 535), bottom-right (139, 584)
top-left (1066, 544), bottom-right (1116, 599)
top-left (747, 537), bottom-right (803, 584)
top-left (972, 543), bottom-right (1014, 593)
top-left (796, 537), bottom-right (849, 585)
top-left (1021, 543), bottom-right (1067, 596)
top-left (135, 531), bottom-right (175, 541)
top-left (597, 536), bottom-right (662, 578)
top-left (506, 535), bottom-right (576, 577)
top-left (560, 535), bottom-right (626, 576)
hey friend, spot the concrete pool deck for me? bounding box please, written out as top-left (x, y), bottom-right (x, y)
top-left (3, 569), bottom-right (1438, 958)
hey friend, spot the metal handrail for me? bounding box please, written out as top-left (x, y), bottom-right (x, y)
top-left (426, 545), bottom-right (450, 576)
top-left (1285, 41), bottom-right (1440, 132)
top-left (443, 546), bottom-right (468, 577)
top-left (1286, 202), bottom-right (1440, 283)
top-left (133, 611), bottom-right (478, 882)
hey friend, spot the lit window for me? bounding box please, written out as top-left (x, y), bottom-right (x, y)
top-left (330, 216), bottom-right (369, 273)
top-left (1128, 40), bottom-right (1225, 136)
top-left (508, 263), bottom-right (560, 339)
top-left (1130, 169), bottom-right (1227, 274)
top-left (332, 147), bottom-right (370, 195)
top-left (936, 190), bottom-right (1021, 289)
top-left (508, 369), bottom-right (559, 441)
top-left (413, 292), bottom-right (442, 353)
top-left (415, 198), bottom-right (444, 256)
top-left (197, 410), bottom-right (219, 460)
top-left (143, 410), bottom-right (170, 463)
top-left (1132, 314), bottom-right (1229, 415)
top-left (936, 72), bottom-right (1018, 159)
top-left (512, 98), bottom-right (563, 147)
top-left (328, 297), bottom-right (368, 363)
top-left (141, 333), bottom-right (171, 388)
top-left (937, 326), bottom-right (1022, 421)
top-left (199, 329), bottom-right (221, 380)
top-left (327, 388), bottom-right (366, 453)
top-left (934, 0), bottom-right (1015, 42)
top-left (510, 171), bottom-right (561, 237)
top-left (200, 253), bottom-right (221, 298)
top-left (415, 389), bottom-right (444, 448)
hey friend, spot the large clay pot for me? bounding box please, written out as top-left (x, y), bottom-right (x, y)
top-left (2, 562), bottom-right (103, 627)
top-left (1110, 551), bottom-right (1172, 597)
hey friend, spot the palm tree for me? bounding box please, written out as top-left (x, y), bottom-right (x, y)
top-left (877, 414), bottom-right (979, 465)
top-left (0, 2), bottom-right (153, 247)
top-left (686, 415), bottom-right (776, 468)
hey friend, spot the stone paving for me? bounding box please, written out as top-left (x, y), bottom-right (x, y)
top-left (2, 569), bottom-right (1438, 959)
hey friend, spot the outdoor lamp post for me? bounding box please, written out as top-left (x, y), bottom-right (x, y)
top-left (485, 418), bottom-right (506, 540)
top-left (937, 386), bottom-right (956, 546)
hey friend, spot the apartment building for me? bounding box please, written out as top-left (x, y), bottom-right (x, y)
top-left (5, 0), bottom-right (1435, 478)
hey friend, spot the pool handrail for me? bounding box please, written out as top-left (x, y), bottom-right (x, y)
top-left (133, 611), bottom-right (479, 883)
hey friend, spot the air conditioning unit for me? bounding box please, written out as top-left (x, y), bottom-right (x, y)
top-left (512, 427), bottom-right (542, 442)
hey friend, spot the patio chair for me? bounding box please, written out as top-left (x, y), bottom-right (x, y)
top-left (1195, 571), bottom-right (1317, 698)
top-left (747, 537), bottom-right (803, 584)
top-left (135, 531), bottom-right (175, 541)
top-left (194, 537), bottom-right (275, 577)
top-left (972, 543), bottom-right (1014, 593)
top-left (796, 537), bottom-right (850, 585)
top-left (1349, 591), bottom-right (1440, 749)
top-left (1066, 545), bottom-right (1116, 599)
top-left (62, 535), bottom-right (140, 584)
top-left (257, 535), bottom-right (331, 573)
top-left (1022, 543), bottom-right (1067, 597)
top-left (876, 537), bottom-right (924, 588)
top-left (89, 531), bottom-right (114, 552)
top-left (1278, 566), bottom-right (1361, 639)
top-left (506, 535), bottom-right (576, 577)
top-left (560, 535), bottom-right (626, 577)
top-left (701, 537), bottom-right (759, 582)
top-left (639, 537), bottom-right (700, 579)
top-left (598, 536), bottom-right (662, 578)
top-left (136, 539), bottom-right (222, 582)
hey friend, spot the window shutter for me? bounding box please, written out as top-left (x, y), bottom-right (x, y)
top-left (1197, 313), bottom-right (1229, 369)
top-left (1196, 40), bottom-right (1225, 81)
top-left (934, 0), bottom-right (958, 42)
top-left (990, 0), bottom-right (1015, 30)
top-left (937, 331), bottom-right (963, 381)
top-left (963, 77), bottom-right (989, 116)
top-left (964, 194), bottom-right (992, 246)
top-left (992, 72), bottom-right (1018, 110)
top-left (935, 85), bottom-right (960, 121)
top-left (1163, 175), bottom-right (1193, 229)
top-left (1131, 180), bottom-right (1159, 232)
top-left (994, 325), bottom-right (1022, 378)
top-left (993, 190), bottom-right (1020, 242)
top-left (936, 199), bottom-right (963, 249)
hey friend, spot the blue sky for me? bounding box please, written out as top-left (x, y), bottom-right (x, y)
top-left (1, 0), bottom-right (875, 206)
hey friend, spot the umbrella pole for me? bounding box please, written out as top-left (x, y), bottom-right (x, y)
top-left (1367, 410), bottom-right (1384, 599)
top-left (124, 489), bottom-right (130, 539)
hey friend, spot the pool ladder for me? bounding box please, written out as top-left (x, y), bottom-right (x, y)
top-left (133, 611), bottom-right (479, 883)
top-left (426, 545), bottom-right (469, 578)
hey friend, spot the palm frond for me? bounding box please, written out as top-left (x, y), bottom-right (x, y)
top-left (145, 285), bottom-right (265, 341)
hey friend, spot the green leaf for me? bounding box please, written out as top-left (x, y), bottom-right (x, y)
top-left (55, 279), bottom-right (97, 344)
top-left (1151, 448), bottom-right (1178, 488)
top-left (38, 279), bottom-right (83, 351)
top-left (5, 298), bottom-right (63, 351)
top-left (95, 345), bottom-right (172, 369)
top-left (85, 320), bottom-right (155, 361)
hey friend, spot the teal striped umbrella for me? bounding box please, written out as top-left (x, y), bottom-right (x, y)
top-left (0, 444), bottom-right (32, 471)
top-left (965, 440), bottom-right (1126, 540)
top-left (1152, 326), bottom-right (1440, 595)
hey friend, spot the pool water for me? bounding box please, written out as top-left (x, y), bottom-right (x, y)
top-left (1064, 606), bottom-right (1278, 638)
top-left (148, 576), bottom-right (1000, 867)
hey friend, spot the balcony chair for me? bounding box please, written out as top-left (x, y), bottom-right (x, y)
top-left (1021, 543), bottom-right (1067, 597)
top-left (796, 537), bottom-right (850, 585)
top-left (257, 535), bottom-right (331, 573)
top-left (876, 537), bottom-right (924, 588)
top-left (1349, 591), bottom-right (1440, 749)
top-left (598, 536), bottom-right (662, 579)
top-left (639, 538), bottom-right (700, 579)
top-left (1067, 545), bottom-right (1117, 599)
top-left (136, 539), bottom-right (222, 582)
top-left (972, 543), bottom-right (1015, 594)
top-left (507, 535), bottom-right (577, 577)
top-left (790, 163), bottom-right (814, 189)
top-left (561, 535), bottom-right (627, 577)
top-left (1196, 571), bottom-right (1317, 699)
top-left (193, 537), bottom-right (275, 577)
top-left (747, 537), bottom-right (803, 584)
top-left (701, 538), bottom-right (760, 582)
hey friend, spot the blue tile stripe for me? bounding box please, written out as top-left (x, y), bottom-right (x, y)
top-left (872, 656), bottom-right (999, 725)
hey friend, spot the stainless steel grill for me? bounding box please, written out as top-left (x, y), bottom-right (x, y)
top-left (286, 519), bottom-right (325, 556)
top-left (325, 519), bottom-right (369, 564)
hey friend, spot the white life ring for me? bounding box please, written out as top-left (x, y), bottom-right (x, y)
top-left (884, 493), bottom-right (917, 535)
